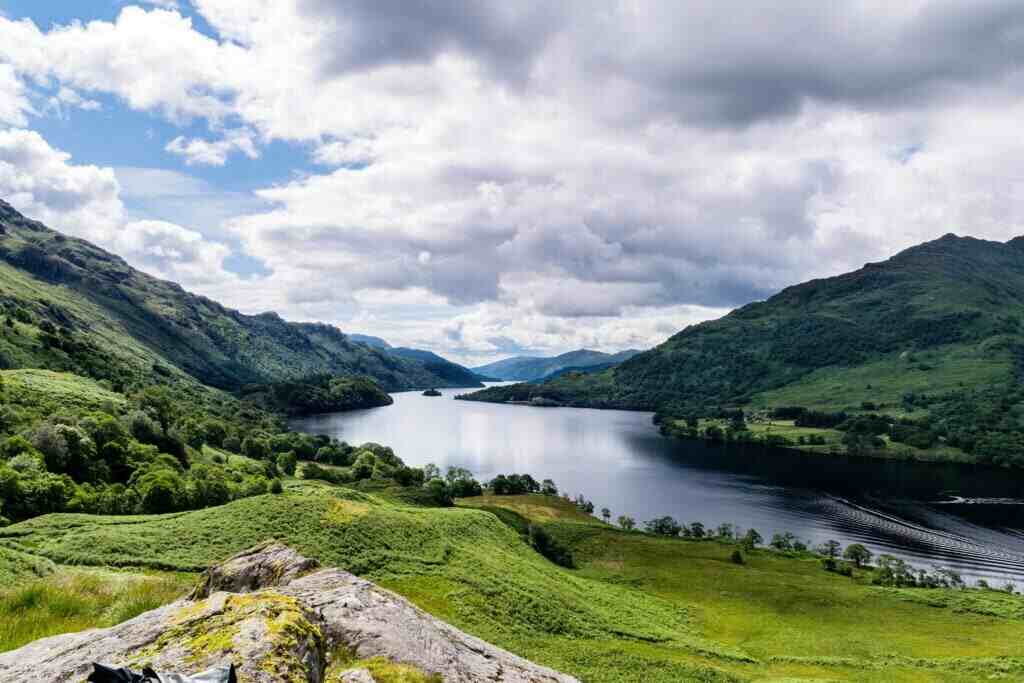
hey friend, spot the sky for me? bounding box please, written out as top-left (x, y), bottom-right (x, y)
top-left (1, 2), bottom-right (1023, 365)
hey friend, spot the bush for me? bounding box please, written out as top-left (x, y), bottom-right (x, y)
top-left (730, 550), bottom-right (745, 565)
top-left (270, 478), bottom-right (284, 494)
top-left (276, 451), bottom-right (298, 476)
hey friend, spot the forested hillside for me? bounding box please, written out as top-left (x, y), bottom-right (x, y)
top-left (0, 200), bottom-right (477, 393)
top-left (462, 234), bottom-right (1024, 467)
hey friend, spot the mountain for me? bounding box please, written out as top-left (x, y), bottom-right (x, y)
top-left (472, 349), bottom-right (642, 381)
top-left (0, 200), bottom-right (474, 393)
top-left (346, 333), bottom-right (486, 387)
top-left (461, 234), bottom-right (1024, 466)
top-left (348, 333), bottom-right (391, 349)
top-left (388, 347), bottom-right (488, 387)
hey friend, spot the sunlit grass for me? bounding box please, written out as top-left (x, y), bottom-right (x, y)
top-left (0, 568), bottom-right (193, 652)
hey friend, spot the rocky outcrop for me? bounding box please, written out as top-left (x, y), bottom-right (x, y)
top-left (189, 541), bottom-right (320, 599)
top-left (0, 544), bottom-right (578, 683)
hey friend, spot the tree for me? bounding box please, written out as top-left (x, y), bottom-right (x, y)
top-left (424, 477), bottom-right (453, 507)
top-left (817, 540), bottom-right (842, 559)
top-left (770, 532), bottom-right (796, 551)
top-left (843, 543), bottom-right (872, 567)
top-left (600, 507), bottom-right (611, 523)
top-left (135, 467), bottom-right (185, 513)
top-left (541, 478), bottom-right (558, 495)
top-left (350, 451), bottom-right (377, 480)
top-left (203, 420), bottom-right (227, 448)
top-left (241, 436), bottom-right (271, 461)
top-left (716, 523), bottom-right (735, 540)
top-left (445, 466), bottom-right (482, 497)
top-left (741, 528), bottom-right (763, 551)
top-left (617, 515), bottom-right (635, 531)
top-left (276, 451), bottom-right (298, 476)
top-left (689, 522), bottom-right (706, 539)
top-left (644, 516), bottom-right (682, 536)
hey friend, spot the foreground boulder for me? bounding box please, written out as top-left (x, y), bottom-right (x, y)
top-left (0, 543), bottom-right (578, 683)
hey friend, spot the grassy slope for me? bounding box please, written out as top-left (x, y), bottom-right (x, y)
top-left (0, 568), bottom-right (192, 652)
top-left (749, 342), bottom-right (1011, 413)
top-left (3, 487), bottom-right (1023, 682)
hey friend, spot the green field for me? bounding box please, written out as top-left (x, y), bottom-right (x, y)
top-left (2, 486), bottom-right (1022, 682)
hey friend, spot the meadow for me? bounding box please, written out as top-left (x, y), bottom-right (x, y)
top-left (1, 486), bottom-right (1022, 682)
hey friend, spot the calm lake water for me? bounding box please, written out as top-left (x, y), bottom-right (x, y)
top-left (293, 386), bottom-right (1024, 588)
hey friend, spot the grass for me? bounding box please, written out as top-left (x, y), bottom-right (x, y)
top-left (327, 652), bottom-right (442, 683)
top-left (0, 368), bottom-right (127, 421)
top-left (457, 493), bottom-right (600, 524)
top-left (0, 546), bottom-right (55, 586)
top-left (0, 567), bottom-right (192, 652)
top-left (750, 343), bottom-right (1012, 414)
top-left (4, 486), bottom-right (1024, 681)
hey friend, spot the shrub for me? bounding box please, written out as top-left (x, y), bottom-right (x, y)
top-left (270, 478), bottom-right (284, 494)
top-left (730, 550), bottom-right (745, 565)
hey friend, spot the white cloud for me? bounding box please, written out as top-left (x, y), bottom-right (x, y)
top-left (0, 63), bottom-right (32, 126)
top-left (165, 129), bottom-right (259, 166)
top-left (0, 128), bottom-right (122, 243)
top-left (4, 3), bottom-right (1024, 361)
top-left (0, 129), bottom-right (240, 295)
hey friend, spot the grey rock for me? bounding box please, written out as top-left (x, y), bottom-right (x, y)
top-left (339, 669), bottom-right (376, 683)
top-left (190, 540), bottom-right (319, 598)
top-left (0, 544), bottom-right (578, 683)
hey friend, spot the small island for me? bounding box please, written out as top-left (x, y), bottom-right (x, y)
top-left (422, 388), bottom-right (442, 396)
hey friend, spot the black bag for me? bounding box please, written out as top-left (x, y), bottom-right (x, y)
top-left (88, 663), bottom-right (237, 683)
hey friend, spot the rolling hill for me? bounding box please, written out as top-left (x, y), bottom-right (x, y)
top-left (472, 348), bottom-right (641, 381)
top-left (0, 200), bottom-right (476, 393)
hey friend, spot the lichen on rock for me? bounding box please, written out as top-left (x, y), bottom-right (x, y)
top-left (0, 543), bottom-right (578, 683)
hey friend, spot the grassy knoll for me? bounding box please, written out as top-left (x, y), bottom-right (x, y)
top-left (0, 567), bottom-right (192, 652)
top-left (458, 493), bottom-right (599, 523)
top-left (3, 487), bottom-right (1023, 681)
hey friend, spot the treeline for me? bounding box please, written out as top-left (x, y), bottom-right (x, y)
top-left (240, 375), bottom-right (393, 417)
top-left (0, 385), bottom-right (286, 522)
top-left (655, 392), bottom-right (1024, 468)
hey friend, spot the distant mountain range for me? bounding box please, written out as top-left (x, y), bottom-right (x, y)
top-left (0, 200), bottom-right (482, 393)
top-left (471, 349), bottom-right (642, 382)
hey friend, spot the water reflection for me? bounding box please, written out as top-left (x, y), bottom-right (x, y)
top-left (293, 387), bottom-right (1024, 587)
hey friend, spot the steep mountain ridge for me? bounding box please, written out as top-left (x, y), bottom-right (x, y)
top-left (0, 201), bottom-right (476, 392)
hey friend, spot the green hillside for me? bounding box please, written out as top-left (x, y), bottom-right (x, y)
top-left (0, 200), bottom-right (477, 393)
top-left (462, 235), bottom-right (1024, 467)
top-left (3, 486), bottom-right (1022, 682)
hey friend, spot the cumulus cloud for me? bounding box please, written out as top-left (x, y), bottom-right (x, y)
top-left (0, 63), bottom-right (32, 126)
top-left (165, 129), bottom-right (259, 166)
top-left (0, 129), bottom-right (240, 297)
top-left (4, 2), bottom-right (1024, 361)
top-left (0, 128), bottom-right (122, 243)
